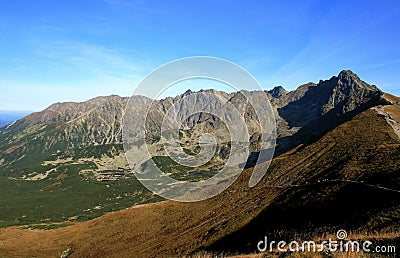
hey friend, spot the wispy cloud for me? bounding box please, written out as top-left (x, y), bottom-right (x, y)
top-left (0, 77), bottom-right (138, 111)
top-left (34, 40), bottom-right (146, 80)
top-left (0, 40), bottom-right (153, 110)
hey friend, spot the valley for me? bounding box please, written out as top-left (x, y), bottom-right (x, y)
top-left (0, 70), bottom-right (399, 257)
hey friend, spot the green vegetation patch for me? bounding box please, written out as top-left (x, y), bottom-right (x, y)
top-left (0, 162), bottom-right (162, 228)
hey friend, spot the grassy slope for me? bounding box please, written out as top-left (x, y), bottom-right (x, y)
top-left (0, 164), bottom-right (160, 228)
top-left (383, 93), bottom-right (400, 104)
top-left (0, 107), bottom-right (399, 257)
top-left (0, 143), bottom-right (163, 227)
top-left (0, 118), bottom-right (220, 227)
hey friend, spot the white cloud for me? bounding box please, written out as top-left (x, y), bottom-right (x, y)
top-left (0, 76), bottom-right (139, 111)
top-left (0, 40), bottom-right (152, 110)
top-left (33, 40), bottom-right (147, 80)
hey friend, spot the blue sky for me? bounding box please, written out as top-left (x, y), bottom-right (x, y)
top-left (0, 0), bottom-right (399, 111)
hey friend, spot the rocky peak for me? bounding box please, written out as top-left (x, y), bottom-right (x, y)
top-left (0, 70), bottom-right (393, 165)
top-left (274, 70), bottom-right (388, 154)
top-left (86, 95), bottom-right (127, 105)
top-left (181, 89), bottom-right (193, 97)
top-left (338, 69), bottom-right (358, 79)
top-left (336, 70), bottom-right (378, 91)
top-left (268, 86), bottom-right (287, 98)
top-left (306, 70), bottom-right (385, 116)
top-left (283, 82), bottom-right (317, 104)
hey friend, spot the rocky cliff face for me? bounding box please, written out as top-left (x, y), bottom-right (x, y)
top-left (273, 70), bottom-right (387, 153)
top-left (0, 70), bottom-right (388, 176)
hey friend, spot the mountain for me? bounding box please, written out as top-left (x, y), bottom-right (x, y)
top-left (0, 70), bottom-right (399, 256)
top-left (0, 70), bottom-right (387, 175)
top-left (271, 70), bottom-right (388, 154)
top-left (1, 98), bottom-right (399, 257)
top-left (0, 70), bottom-right (391, 225)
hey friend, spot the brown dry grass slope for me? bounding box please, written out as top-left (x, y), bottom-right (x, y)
top-left (383, 93), bottom-right (400, 104)
top-left (1, 107), bottom-right (400, 257)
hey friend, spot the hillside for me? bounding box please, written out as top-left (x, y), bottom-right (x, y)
top-left (0, 70), bottom-right (388, 227)
top-left (0, 70), bottom-right (399, 257)
top-left (1, 104), bottom-right (399, 257)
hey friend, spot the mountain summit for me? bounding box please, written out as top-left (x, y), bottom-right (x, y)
top-left (0, 70), bottom-right (394, 226)
top-left (0, 70), bottom-right (399, 257)
top-left (268, 86), bottom-right (287, 98)
top-left (0, 70), bottom-right (388, 175)
top-left (0, 72), bottom-right (399, 257)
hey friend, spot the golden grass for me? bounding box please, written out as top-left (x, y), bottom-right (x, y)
top-left (1, 109), bottom-right (399, 257)
top-left (384, 105), bottom-right (400, 122)
top-left (383, 93), bottom-right (400, 104)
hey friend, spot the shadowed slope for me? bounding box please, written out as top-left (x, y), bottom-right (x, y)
top-left (1, 106), bottom-right (399, 257)
top-left (207, 107), bottom-right (400, 254)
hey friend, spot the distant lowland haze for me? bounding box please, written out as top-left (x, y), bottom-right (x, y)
top-left (0, 111), bottom-right (32, 127)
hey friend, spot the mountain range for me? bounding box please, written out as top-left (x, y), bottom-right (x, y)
top-left (0, 70), bottom-right (399, 257)
top-left (0, 70), bottom-right (388, 175)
